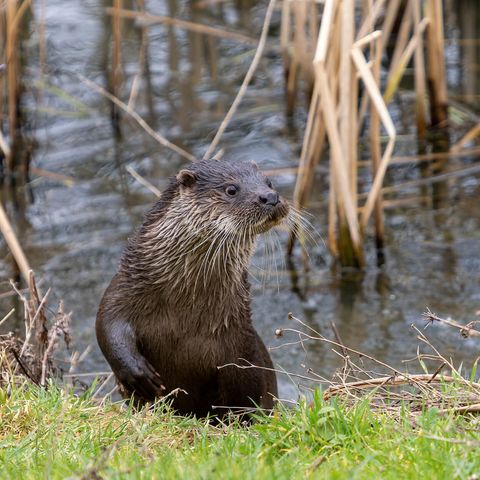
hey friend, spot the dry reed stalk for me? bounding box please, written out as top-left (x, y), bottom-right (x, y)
top-left (126, 165), bottom-right (161, 197)
top-left (387, 0), bottom-right (413, 80)
top-left (352, 35), bottom-right (396, 233)
top-left (292, 1), bottom-right (314, 79)
top-left (356, 162), bottom-right (480, 199)
top-left (273, 313), bottom-right (480, 416)
top-left (286, 0), bottom-right (450, 265)
top-left (0, 11), bottom-right (4, 87)
top-left (369, 34), bottom-right (384, 252)
top-left (0, 130), bottom-right (11, 159)
top-left (412, 0), bottom-right (428, 138)
top-left (280, 0), bottom-right (292, 116)
top-left (377, 145), bottom-right (480, 166)
top-left (5, 0), bottom-right (18, 172)
top-left (112, 0), bottom-right (123, 91)
top-left (379, 0), bottom-right (402, 51)
top-left (450, 123), bottom-right (480, 152)
top-left (127, 0), bottom-right (147, 109)
top-left (357, 0), bottom-right (402, 133)
top-left (78, 74), bottom-right (195, 162)
top-left (356, 0), bottom-right (385, 40)
top-left (323, 374), bottom-right (472, 401)
top-left (425, 0), bottom-right (448, 126)
top-left (0, 202), bottom-right (31, 282)
top-left (289, 1), bottom-right (397, 266)
top-left (383, 18), bottom-right (429, 104)
top-left (291, 1), bottom-right (340, 220)
top-left (3, 0), bottom-right (32, 174)
top-left (314, 0), bottom-right (364, 266)
top-left (203, 0), bottom-right (276, 160)
top-left (281, 0), bottom-right (318, 117)
top-left (30, 167), bottom-right (75, 186)
top-left (104, 7), bottom-right (256, 44)
top-left (339, 0), bottom-right (354, 194)
top-left (110, 0), bottom-right (123, 133)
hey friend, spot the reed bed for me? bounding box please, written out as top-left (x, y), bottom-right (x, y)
top-left (283, 0), bottom-right (449, 266)
top-left (0, 0), bottom-right (466, 275)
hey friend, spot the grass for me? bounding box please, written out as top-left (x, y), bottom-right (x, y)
top-left (1, 382), bottom-right (479, 479)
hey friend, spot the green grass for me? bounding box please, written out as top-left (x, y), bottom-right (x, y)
top-left (0, 382), bottom-right (479, 479)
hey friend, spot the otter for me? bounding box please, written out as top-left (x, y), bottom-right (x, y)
top-left (96, 159), bottom-right (289, 418)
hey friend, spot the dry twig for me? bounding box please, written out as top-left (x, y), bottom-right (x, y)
top-left (423, 308), bottom-right (480, 338)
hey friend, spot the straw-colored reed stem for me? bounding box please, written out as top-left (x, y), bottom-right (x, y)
top-left (425, 0), bottom-right (448, 126)
top-left (5, 0), bottom-right (19, 173)
top-left (286, 0), bottom-right (448, 267)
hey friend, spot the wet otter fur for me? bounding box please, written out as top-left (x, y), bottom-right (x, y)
top-left (96, 159), bottom-right (289, 418)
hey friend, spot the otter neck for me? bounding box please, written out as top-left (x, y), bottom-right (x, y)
top-left (119, 213), bottom-right (257, 323)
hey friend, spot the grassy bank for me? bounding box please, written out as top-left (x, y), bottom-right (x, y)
top-left (1, 381), bottom-right (479, 479)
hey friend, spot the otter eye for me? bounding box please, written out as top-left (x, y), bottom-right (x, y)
top-left (225, 185), bottom-right (238, 196)
top-left (266, 179), bottom-right (273, 189)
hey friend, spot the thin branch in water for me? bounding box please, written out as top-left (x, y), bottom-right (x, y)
top-left (126, 166), bottom-right (161, 198)
top-left (104, 7), bottom-right (257, 45)
top-left (423, 308), bottom-right (480, 338)
top-left (203, 0), bottom-right (276, 160)
top-left (77, 74), bottom-right (196, 162)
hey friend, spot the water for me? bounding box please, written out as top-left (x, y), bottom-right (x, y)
top-left (1, 0), bottom-right (479, 401)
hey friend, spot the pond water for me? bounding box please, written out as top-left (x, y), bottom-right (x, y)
top-left (1, 0), bottom-right (479, 400)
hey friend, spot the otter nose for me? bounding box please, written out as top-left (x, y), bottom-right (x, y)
top-left (259, 191), bottom-right (279, 206)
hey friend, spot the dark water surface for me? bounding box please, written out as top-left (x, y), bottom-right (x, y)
top-left (1, 1), bottom-right (480, 400)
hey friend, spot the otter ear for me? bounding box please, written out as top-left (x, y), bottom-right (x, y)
top-left (251, 161), bottom-right (259, 171)
top-left (176, 169), bottom-right (197, 188)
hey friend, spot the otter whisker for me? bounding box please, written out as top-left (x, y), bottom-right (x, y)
top-left (287, 210), bottom-right (323, 249)
top-left (288, 207), bottom-right (323, 241)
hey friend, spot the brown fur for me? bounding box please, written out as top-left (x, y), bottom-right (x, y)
top-left (96, 160), bottom-right (289, 418)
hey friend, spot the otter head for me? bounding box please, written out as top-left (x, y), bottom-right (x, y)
top-left (175, 159), bottom-right (289, 239)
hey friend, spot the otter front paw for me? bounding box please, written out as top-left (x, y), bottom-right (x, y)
top-left (118, 358), bottom-right (165, 401)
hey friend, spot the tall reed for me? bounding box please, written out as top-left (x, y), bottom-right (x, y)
top-left (283, 0), bottom-right (449, 267)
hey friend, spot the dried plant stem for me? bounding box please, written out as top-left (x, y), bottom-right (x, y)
top-left (388, 0), bottom-right (413, 80)
top-left (78, 75), bottom-right (195, 162)
top-left (127, 0), bottom-right (147, 109)
top-left (202, 0), bottom-right (276, 160)
top-left (412, 0), bottom-right (428, 138)
top-left (423, 309), bottom-right (480, 338)
top-left (425, 0), bottom-right (448, 126)
top-left (104, 7), bottom-right (256, 45)
top-left (351, 41), bottom-right (396, 230)
top-left (0, 203), bottom-right (31, 282)
top-left (324, 374), bottom-right (467, 401)
top-left (272, 312), bottom-right (480, 416)
top-left (313, 0), bottom-right (364, 265)
top-left (5, 0), bottom-right (18, 172)
top-left (126, 165), bottom-right (161, 197)
top-left (450, 123), bottom-right (480, 152)
top-left (383, 18), bottom-right (429, 104)
top-left (369, 34), bottom-right (384, 251)
top-left (111, 0), bottom-right (123, 97)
